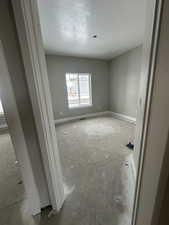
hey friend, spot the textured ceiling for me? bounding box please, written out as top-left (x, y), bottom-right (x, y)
top-left (37, 0), bottom-right (147, 59)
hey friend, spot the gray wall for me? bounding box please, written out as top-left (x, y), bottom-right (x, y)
top-left (109, 46), bottom-right (142, 118)
top-left (46, 55), bottom-right (109, 119)
top-left (46, 47), bottom-right (142, 120)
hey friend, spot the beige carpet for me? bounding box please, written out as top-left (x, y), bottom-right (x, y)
top-left (0, 132), bottom-right (25, 209)
top-left (55, 117), bottom-right (135, 225)
top-left (0, 117), bottom-right (135, 225)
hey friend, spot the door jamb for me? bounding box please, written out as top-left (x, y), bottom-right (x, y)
top-left (132, 0), bottom-right (163, 224)
top-left (11, 0), bottom-right (65, 211)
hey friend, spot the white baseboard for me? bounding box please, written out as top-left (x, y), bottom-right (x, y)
top-left (54, 111), bottom-right (110, 125)
top-left (126, 154), bottom-right (136, 182)
top-left (54, 111), bottom-right (136, 125)
top-left (109, 111), bottom-right (136, 124)
top-left (130, 154), bottom-right (137, 180)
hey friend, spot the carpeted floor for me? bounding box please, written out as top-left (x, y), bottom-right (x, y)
top-left (0, 117), bottom-right (135, 225)
top-left (0, 132), bottom-right (25, 209)
top-left (55, 117), bottom-right (135, 225)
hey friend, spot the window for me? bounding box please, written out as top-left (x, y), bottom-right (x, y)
top-left (0, 99), bottom-right (4, 114)
top-left (66, 73), bottom-right (92, 108)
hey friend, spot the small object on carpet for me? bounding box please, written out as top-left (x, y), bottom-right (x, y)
top-left (126, 142), bottom-right (134, 150)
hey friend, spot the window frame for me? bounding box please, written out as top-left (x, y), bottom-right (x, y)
top-left (65, 73), bottom-right (92, 109)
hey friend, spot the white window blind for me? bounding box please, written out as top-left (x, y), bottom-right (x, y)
top-left (66, 73), bottom-right (92, 108)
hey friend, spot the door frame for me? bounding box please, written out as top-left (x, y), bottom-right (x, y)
top-left (11, 0), bottom-right (65, 211)
top-left (132, 0), bottom-right (163, 224)
top-left (11, 0), bottom-right (167, 224)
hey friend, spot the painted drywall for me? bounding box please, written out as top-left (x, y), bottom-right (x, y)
top-left (134, 0), bottom-right (169, 224)
top-left (46, 55), bottom-right (109, 119)
top-left (0, 0), bottom-right (49, 210)
top-left (109, 46), bottom-right (142, 118)
top-left (157, 177), bottom-right (169, 225)
top-left (151, 132), bottom-right (169, 225)
top-left (109, 46), bottom-right (142, 174)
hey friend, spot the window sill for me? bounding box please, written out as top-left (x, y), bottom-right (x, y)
top-left (69, 104), bottom-right (92, 109)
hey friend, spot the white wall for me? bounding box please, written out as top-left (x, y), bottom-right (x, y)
top-left (109, 46), bottom-right (142, 118)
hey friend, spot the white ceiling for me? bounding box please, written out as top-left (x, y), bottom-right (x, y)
top-left (37, 0), bottom-right (147, 59)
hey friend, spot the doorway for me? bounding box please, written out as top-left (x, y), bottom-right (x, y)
top-left (10, 0), bottom-right (164, 224)
top-left (36, 1), bottom-right (148, 225)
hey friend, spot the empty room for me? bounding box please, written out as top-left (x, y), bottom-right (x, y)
top-left (1, 0), bottom-right (169, 224)
top-left (37, 0), bottom-right (146, 224)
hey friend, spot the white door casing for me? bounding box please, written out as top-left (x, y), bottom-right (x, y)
top-left (12, 0), bottom-right (65, 211)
